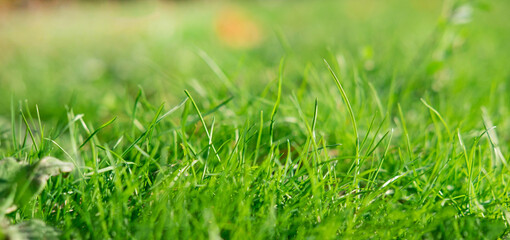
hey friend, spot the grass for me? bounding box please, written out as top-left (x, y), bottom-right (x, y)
top-left (1, 0), bottom-right (510, 239)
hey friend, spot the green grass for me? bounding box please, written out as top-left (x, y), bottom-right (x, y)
top-left (1, 0), bottom-right (510, 239)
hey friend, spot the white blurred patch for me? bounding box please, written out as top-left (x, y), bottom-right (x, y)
top-left (451, 5), bottom-right (473, 25)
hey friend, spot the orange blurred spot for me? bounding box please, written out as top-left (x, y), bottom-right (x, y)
top-left (215, 8), bottom-right (262, 49)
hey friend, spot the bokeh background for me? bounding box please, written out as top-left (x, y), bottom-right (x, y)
top-left (2, 1), bottom-right (510, 238)
top-left (1, 0), bottom-right (509, 128)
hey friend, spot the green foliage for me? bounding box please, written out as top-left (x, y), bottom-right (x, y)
top-left (0, 157), bottom-right (74, 239)
top-left (1, 0), bottom-right (510, 239)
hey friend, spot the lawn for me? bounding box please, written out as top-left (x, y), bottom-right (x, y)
top-left (1, 0), bottom-right (510, 239)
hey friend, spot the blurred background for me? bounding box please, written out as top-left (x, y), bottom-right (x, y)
top-left (3, 2), bottom-right (510, 238)
top-left (0, 0), bottom-right (509, 126)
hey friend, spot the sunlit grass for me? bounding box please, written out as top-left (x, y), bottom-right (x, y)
top-left (1, 0), bottom-right (510, 239)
